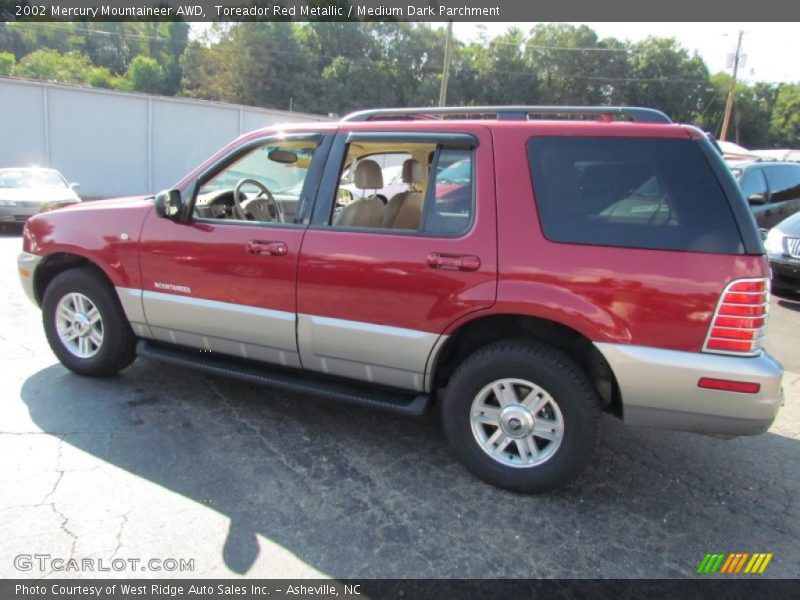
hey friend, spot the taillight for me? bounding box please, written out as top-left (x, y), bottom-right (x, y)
top-left (703, 278), bottom-right (769, 356)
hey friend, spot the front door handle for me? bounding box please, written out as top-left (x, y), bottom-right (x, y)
top-left (246, 240), bottom-right (288, 256)
top-left (426, 252), bottom-right (481, 272)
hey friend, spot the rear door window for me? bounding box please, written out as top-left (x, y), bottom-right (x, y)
top-left (764, 165), bottom-right (800, 203)
top-left (527, 136), bottom-right (744, 253)
top-left (741, 168), bottom-right (768, 200)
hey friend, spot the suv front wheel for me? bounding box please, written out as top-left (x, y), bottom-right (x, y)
top-left (42, 267), bottom-right (137, 377)
top-left (441, 341), bottom-right (600, 493)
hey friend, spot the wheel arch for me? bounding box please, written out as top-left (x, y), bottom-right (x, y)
top-left (428, 313), bottom-right (622, 417)
top-left (34, 252), bottom-right (116, 306)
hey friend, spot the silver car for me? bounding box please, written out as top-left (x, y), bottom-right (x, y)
top-left (0, 167), bottom-right (81, 224)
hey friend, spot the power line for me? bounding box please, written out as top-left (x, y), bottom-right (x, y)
top-left (6, 21), bottom-right (685, 61)
top-left (3, 21), bottom-right (715, 87)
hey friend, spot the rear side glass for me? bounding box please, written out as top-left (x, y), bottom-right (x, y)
top-left (764, 165), bottom-right (800, 203)
top-left (527, 137), bottom-right (744, 254)
top-left (741, 169), bottom-right (767, 199)
top-left (423, 149), bottom-right (473, 235)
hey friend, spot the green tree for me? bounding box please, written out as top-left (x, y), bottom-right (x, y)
top-left (696, 74), bottom-right (778, 147)
top-left (180, 40), bottom-right (228, 101)
top-left (1, 22), bottom-right (76, 58)
top-left (620, 37), bottom-right (711, 122)
top-left (87, 67), bottom-right (118, 89)
top-left (770, 84), bottom-right (800, 147)
top-left (465, 28), bottom-right (539, 104)
top-left (125, 55), bottom-right (165, 94)
top-left (160, 22), bottom-right (190, 95)
top-left (321, 56), bottom-right (397, 114)
top-left (12, 49), bottom-right (94, 84)
top-left (217, 22), bottom-right (315, 111)
top-left (297, 21), bottom-right (375, 72)
top-left (0, 50), bottom-right (14, 75)
top-left (75, 23), bottom-right (141, 75)
top-left (525, 24), bottom-right (610, 105)
top-left (364, 22), bottom-right (446, 107)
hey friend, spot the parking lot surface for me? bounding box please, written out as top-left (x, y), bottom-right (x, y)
top-left (0, 230), bottom-right (798, 579)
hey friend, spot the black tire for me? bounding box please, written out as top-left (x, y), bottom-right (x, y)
top-left (42, 267), bottom-right (137, 377)
top-left (441, 340), bottom-right (600, 493)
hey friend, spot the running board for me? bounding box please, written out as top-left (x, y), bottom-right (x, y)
top-left (136, 340), bottom-right (430, 416)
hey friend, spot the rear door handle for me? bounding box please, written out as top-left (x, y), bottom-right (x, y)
top-left (426, 252), bottom-right (481, 272)
top-left (246, 240), bottom-right (288, 256)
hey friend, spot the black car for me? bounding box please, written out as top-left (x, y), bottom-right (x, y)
top-left (731, 161), bottom-right (800, 230)
top-left (765, 211), bottom-right (800, 293)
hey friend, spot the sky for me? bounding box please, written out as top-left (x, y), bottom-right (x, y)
top-left (448, 22), bottom-right (800, 84)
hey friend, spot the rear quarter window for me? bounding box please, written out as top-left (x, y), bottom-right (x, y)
top-left (527, 137), bottom-right (744, 254)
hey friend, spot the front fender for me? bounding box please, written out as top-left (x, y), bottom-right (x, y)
top-left (24, 197), bottom-right (154, 290)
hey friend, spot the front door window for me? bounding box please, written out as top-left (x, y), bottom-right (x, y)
top-left (195, 140), bottom-right (319, 225)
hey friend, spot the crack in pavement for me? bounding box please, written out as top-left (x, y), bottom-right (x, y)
top-left (112, 509), bottom-right (132, 560)
top-left (40, 438), bottom-right (64, 506)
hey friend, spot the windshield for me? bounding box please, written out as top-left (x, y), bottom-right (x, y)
top-left (0, 169), bottom-right (68, 189)
top-left (199, 144), bottom-right (317, 196)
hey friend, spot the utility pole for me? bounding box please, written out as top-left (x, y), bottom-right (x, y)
top-left (720, 30), bottom-right (744, 142)
top-left (438, 21), bottom-right (453, 107)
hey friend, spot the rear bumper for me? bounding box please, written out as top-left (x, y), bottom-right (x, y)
top-left (595, 343), bottom-right (784, 436)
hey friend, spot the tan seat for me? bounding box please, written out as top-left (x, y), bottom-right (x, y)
top-left (334, 159), bottom-right (386, 228)
top-left (382, 159), bottom-right (425, 229)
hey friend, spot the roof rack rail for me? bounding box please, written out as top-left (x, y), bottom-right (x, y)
top-left (341, 106), bottom-right (672, 124)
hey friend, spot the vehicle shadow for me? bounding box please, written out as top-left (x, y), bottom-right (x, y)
top-left (20, 361), bottom-right (800, 578)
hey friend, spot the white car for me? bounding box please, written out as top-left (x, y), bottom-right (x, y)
top-left (0, 168), bottom-right (81, 224)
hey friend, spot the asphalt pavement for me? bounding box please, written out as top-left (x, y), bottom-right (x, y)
top-left (0, 228), bottom-right (798, 579)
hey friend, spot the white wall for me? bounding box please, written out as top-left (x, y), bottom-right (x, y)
top-left (0, 78), bottom-right (329, 198)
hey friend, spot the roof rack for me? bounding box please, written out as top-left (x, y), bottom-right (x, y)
top-left (341, 105), bottom-right (672, 124)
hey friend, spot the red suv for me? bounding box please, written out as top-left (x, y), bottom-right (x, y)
top-left (18, 106), bottom-right (784, 492)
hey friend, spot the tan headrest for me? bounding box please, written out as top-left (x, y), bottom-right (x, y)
top-left (354, 159), bottom-right (383, 190)
top-left (402, 159), bottom-right (424, 185)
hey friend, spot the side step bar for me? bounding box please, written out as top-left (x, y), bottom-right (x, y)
top-left (136, 340), bottom-right (430, 416)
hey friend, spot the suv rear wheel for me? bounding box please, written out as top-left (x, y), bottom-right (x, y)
top-left (42, 267), bottom-right (137, 377)
top-left (441, 341), bottom-right (600, 492)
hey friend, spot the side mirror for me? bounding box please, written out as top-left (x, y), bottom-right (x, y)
top-left (748, 193), bottom-right (767, 206)
top-left (69, 182), bottom-right (80, 190)
top-left (154, 189), bottom-right (184, 219)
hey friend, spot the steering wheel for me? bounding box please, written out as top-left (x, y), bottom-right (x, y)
top-left (232, 178), bottom-right (283, 222)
